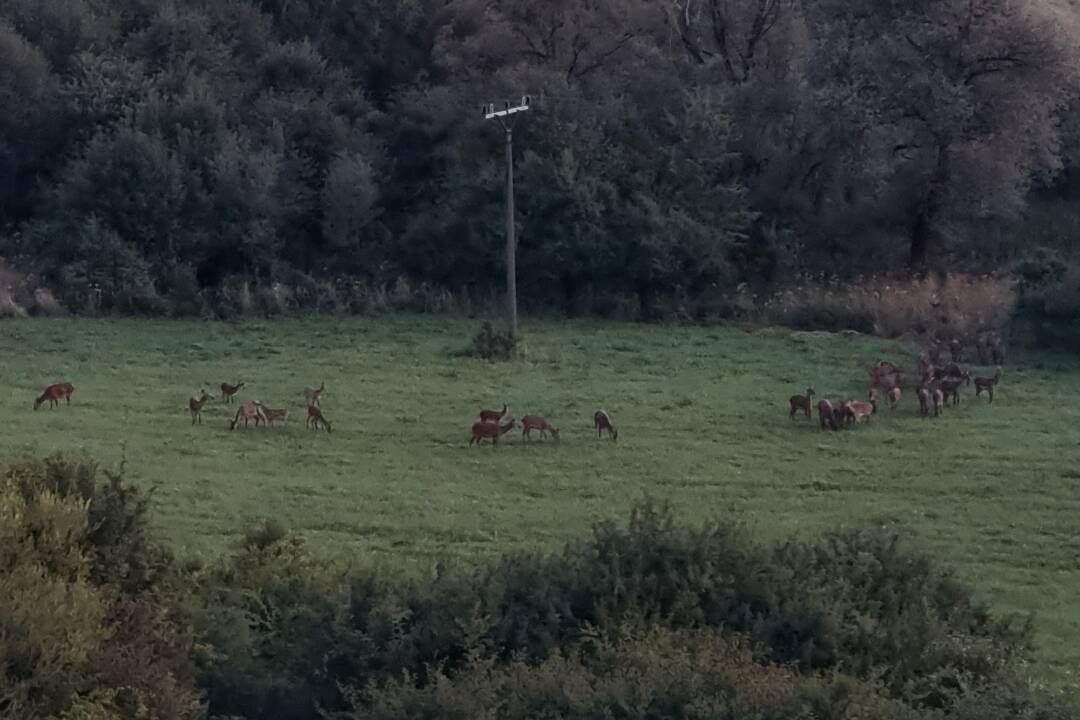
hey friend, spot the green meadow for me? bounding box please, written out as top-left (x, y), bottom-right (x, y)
top-left (2, 316), bottom-right (1078, 681)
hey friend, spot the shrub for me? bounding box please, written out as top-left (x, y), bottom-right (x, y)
top-left (459, 320), bottom-right (518, 361)
top-left (1012, 251), bottom-right (1080, 350)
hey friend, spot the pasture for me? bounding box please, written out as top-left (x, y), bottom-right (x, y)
top-left (2, 316), bottom-right (1079, 680)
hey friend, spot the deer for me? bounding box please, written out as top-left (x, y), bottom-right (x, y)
top-left (887, 387), bottom-right (901, 411)
top-left (303, 381), bottom-right (325, 407)
top-left (229, 401), bottom-right (267, 430)
top-left (932, 387), bottom-right (945, 416)
top-left (974, 368), bottom-right (1002, 403)
top-left (33, 382), bottom-right (75, 411)
top-left (938, 376), bottom-right (966, 406)
top-left (306, 404), bottom-right (332, 432)
top-left (255, 402), bottom-right (289, 427)
top-left (220, 381), bottom-right (244, 404)
top-left (788, 388), bottom-right (815, 420)
top-left (844, 398), bottom-right (876, 424)
top-left (917, 385), bottom-right (932, 417)
top-left (189, 390), bottom-right (212, 425)
top-left (594, 410), bottom-right (618, 440)
top-left (817, 399), bottom-right (838, 430)
top-left (470, 418), bottom-right (515, 446)
top-left (521, 415), bottom-right (559, 442)
top-left (479, 404), bottom-right (508, 423)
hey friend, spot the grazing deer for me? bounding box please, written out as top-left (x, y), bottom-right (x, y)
top-left (306, 404), bottom-right (332, 432)
top-left (817, 399), bottom-right (838, 430)
top-left (788, 388), bottom-right (815, 420)
top-left (229, 401), bottom-right (267, 430)
top-left (479, 404), bottom-right (508, 423)
top-left (255, 402), bottom-right (289, 427)
top-left (303, 381), bottom-right (325, 407)
top-left (844, 399), bottom-right (876, 424)
top-left (974, 368), bottom-right (1002, 403)
top-left (220, 381), bottom-right (244, 403)
top-left (521, 415), bottom-right (559, 442)
top-left (470, 418), bottom-right (515, 446)
top-left (33, 382), bottom-right (75, 411)
top-left (189, 390), bottom-right (212, 425)
top-left (594, 410), bottom-right (618, 440)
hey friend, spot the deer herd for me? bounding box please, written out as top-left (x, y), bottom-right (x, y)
top-left (793, 350), bottom-right (1003, 431)
top-left (29, 344), bottom-right (1000, 446)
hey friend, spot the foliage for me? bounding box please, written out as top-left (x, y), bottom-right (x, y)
top-left (0, 0), bottom-right (1077, 320)
top-left (460, 320), bottom-right (518, 360)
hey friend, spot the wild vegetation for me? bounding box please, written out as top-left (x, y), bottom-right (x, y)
top-left (3, 453), bottom-right (1077, 720)
top-left (1, 0), bottom-right (1079, 334)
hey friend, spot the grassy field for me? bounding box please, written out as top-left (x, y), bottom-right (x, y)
top-left (2, 316), bottom-right (1079, 681)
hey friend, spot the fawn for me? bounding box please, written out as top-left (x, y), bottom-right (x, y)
top-left (220, 381), bottom-right (244, 403)
top-left (594, 410), bottom-right (618, 440)
top-left (788, 388), bottom-right (815, 420)
top-left (33, 382), bottom-right (75, 411)
top-left (470, 419), bottom-right (515, 446)
top-left (521, 415), bottom-right (559, 442)
top-left (973, 368), bottom-right (1002, 403)
top-left (229, 401), bottom-right (266, 430)
top-left (189, 390), bottom-right (212, 425)
top-left (255, 402), bottom-right (289, 427)
top-left (844, 399), bottom-right (876, 424)
top-left (306, 404), bottom-right (332, 432)
top-left (303, 381), bottom-right (325, 407)
top-left (479, 404), bottom-right (508, 423)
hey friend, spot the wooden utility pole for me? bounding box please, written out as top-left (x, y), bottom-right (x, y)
top-left (482, 96), bottom-right (531, 339)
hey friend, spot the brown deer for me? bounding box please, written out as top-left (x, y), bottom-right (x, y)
top-left (932, 387), bottom-right (945, 416)
top-left (470, 419), bottom-right (515, 446)
top-left (255, 402), bottom-right (289, 427)
top-left (844, 398), bottom-right (876, 424)
top-left (229, 401), bottom-right (267, 430)
top-left (189, 390), bottom-right (212, 425)
top-left (33, 382), bottom-right (75, 410)
top-left (521, 415), bottom-right (559, 442)
top-left (594, 410), bottom-right (618, 440)
top-left (220, 381), bottom-right (244, 403)
top-left (303, 381), bottom-right (325, 407)
top-left (479, 404), bottom-right (508, 423)
top-left (938, 376), bottom-right (966, 406)
top-left (917, 386), bottom-right (932, 417)
top-left (974, 368), bottom-right (1002, 403)
top-left (788, 388), bottom-right (815, 420)
top-left (817, 399), bottom-right (838, 430)
top-left (306, 404), bottom-right (332, 432)
top-left (887, 387), bottom-right (901, 411)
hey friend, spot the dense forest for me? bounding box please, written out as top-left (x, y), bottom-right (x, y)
top-left (1, 0), bottom-right (1079, 320)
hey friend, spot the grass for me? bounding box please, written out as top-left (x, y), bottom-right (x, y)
top-left (1, 315), bottom-right (1079, 684)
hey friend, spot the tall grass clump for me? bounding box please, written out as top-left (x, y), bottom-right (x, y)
top-left (760, 273), bottom-right (1015, 346)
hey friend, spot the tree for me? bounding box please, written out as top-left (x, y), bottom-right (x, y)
top-left (804, 0), bottom-right (1080, 271)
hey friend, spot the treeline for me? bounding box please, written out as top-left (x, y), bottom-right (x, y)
top-left (3, 454), bottom-right (1075, 720)
top-left (1, 0), bottom-right (1079, 318)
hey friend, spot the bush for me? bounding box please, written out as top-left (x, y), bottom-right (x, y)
top-left (0, 457), bottom-right (201, 719)
top-left (1013, 251), bottom-right (1080, 350)
top-left (459, 320), bottom-right (518, 361)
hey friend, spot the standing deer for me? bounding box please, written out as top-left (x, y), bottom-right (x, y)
top-left (303, 381), bottom-right (325, 407)
top-left (470, 419), bottom-right (515, 446)
top-left (788, 388), bottom-right (815, 420)
top-left (594, 410), bottom-right (618, 440)
top-left (479, 404), bottom-right (508, 423)
top-left (974, 368), bottom-right (1002, 403)
top-left (229, 401), bottom-right (267, 430)
top-left (189, 390), bottom-right (212, 425)
top-left (33, 382), bottom-right (75, 410)
top-left (220, 381), bottom-right (244, 403)
top-left (521, 415), bottom-right (559, 442)
top-left (306, 404), bottom-right (332, 432)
